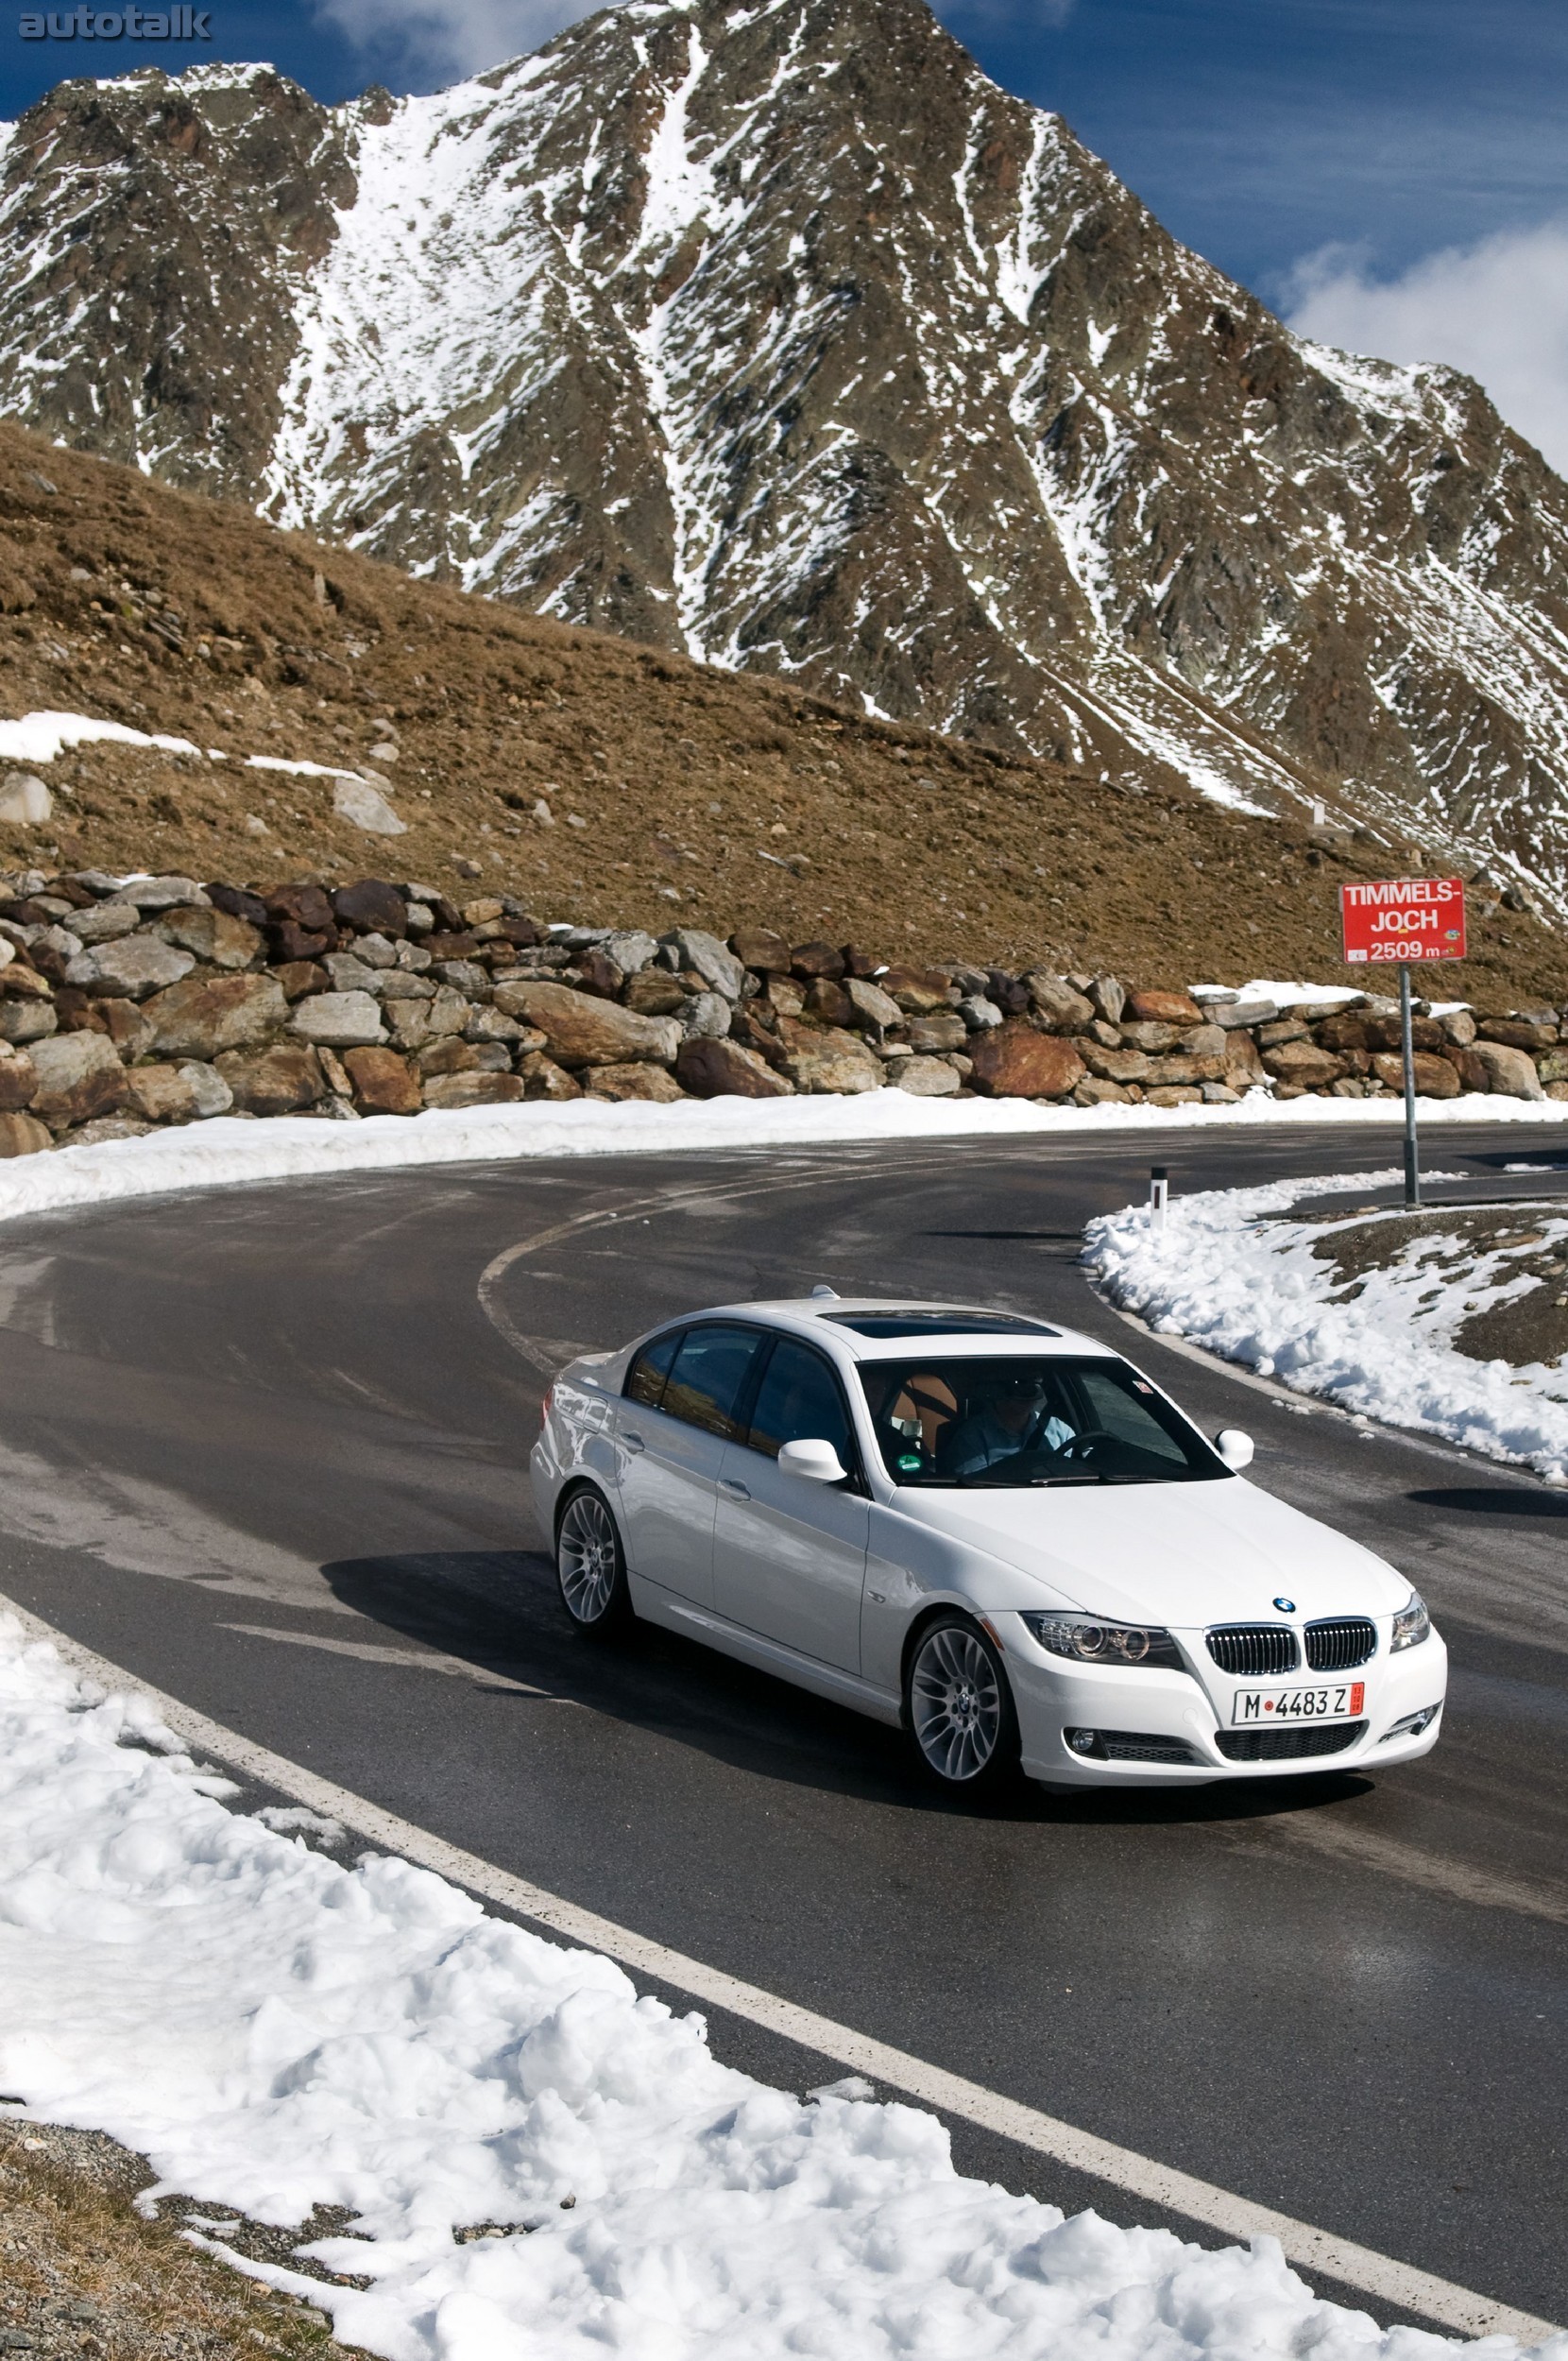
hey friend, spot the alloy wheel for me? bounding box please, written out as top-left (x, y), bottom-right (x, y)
top-left (910, 1623), bottom-right (1003, 1783)
top-left (557, 1491), bottom-right (622, 1625)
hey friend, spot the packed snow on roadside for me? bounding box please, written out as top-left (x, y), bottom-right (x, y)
top-left (1084, 1169), bottom-right (1568, 1480)
top-left (3, 1087), bottom-right (1567, 1238)
top-left (0, 1616), bottom-right (1542, 2361)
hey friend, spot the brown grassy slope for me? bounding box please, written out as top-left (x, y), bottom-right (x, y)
top-left (0, 419), bottom-right (1562, 999)
top-left (0, 2119), bottom-right (355, 2361)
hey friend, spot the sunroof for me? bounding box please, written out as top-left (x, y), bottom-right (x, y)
top-left (821, 1310), bottom-right (1061, 1338)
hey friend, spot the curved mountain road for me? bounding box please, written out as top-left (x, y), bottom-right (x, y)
top-left (2, 1121), bottom-right (1566, 2330)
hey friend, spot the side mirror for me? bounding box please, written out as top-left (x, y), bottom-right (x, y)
top-left (1216, 1429), bottom-right (1254, 1471)
top-left (778, 1438), bottom-right (848, 1484)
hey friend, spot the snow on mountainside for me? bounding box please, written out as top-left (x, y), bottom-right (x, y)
top-left (5, 0), bottom-right (1568, 915)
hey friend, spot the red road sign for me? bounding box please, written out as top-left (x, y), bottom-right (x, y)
top-left (1340, 878), bottom-right (1467, 966)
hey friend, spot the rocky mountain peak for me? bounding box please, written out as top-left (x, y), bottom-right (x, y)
top-left (2, 0), bottom-right (1568, 915)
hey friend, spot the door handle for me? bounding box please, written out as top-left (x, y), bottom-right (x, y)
top-left (719, 1478), bottom-right (751, 1500)
top-left (622, 1431), bottom-right (646, 1454)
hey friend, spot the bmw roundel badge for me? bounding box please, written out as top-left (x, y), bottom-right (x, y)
top-left (1273, 1596), bottom-right (1296, 1613)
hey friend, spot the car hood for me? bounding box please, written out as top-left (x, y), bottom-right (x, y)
top-left (892, 1478), bottom-right (1411, 1625)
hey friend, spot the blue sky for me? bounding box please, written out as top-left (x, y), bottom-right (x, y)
top-left (954, 0), bottom-right (1568, 304)
top-left (5, 0), bottom-right (1567, 461)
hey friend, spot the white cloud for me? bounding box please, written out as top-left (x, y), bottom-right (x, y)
top-left (315, 0), bottom-right (599, 84)
top-left (1285, 219), bottom-right (1568, 477)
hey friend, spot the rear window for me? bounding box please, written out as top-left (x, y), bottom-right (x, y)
top-left (625, 1329), bottom-right (682, 1408)
top-left (858, 1356), bottom-right (1224, 1487)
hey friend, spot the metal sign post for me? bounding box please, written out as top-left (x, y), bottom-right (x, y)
top-left (1339, 875), bottom-right (1467, 1214)
top-left (1398, 964), bottom-right (1421, 1209)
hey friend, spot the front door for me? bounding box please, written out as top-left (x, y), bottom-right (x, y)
top-left (712, 1336), bottom-right (868, 1670)
top-left (613, 1323), bottom-right (767, 1610)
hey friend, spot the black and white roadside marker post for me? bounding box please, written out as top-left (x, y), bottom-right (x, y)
top-left (1339, 872), bottom-right (1468, 1215)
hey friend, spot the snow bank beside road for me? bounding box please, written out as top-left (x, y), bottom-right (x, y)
top-left (1085, 1170), bottom-right (1568, 1480)
top-left (0, 1614), bottom-right (1543, 2361)
top-left (2, 1087), bottom-right (1566, 1233)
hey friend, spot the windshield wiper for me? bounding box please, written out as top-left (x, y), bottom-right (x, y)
top-left (1031, 1471), bottom-right (1166, 1488)
top-left (955, 1468), bottom-right (1082, 1487)
top-left (951, 1469), bottom-right (1172, 1490)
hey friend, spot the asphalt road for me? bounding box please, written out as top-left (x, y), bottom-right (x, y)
top-left (2, 1120), bottom-right (1566, 2328)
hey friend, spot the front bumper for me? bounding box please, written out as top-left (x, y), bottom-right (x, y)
top-left (992, 1613), bottom-right (1448, 1787)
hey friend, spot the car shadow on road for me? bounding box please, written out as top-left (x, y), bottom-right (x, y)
top-left (922, 1229), bottom-right (1087, 1244)
top-left (1408, 1486), bottom-right (1568, 1518)
top-left (1463, 1151), bottom-right (1568, 1170)
top-left (320, 1548), bottom-right (1372, 1830)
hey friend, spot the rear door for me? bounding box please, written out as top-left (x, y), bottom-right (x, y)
top-left (712, 1336), bottom-right (869, 1670)
top-left (612, 1323), bottom-right (767, 1610)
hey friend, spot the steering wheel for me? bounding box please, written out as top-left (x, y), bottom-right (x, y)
top-left (1053, 1428), bottom-right (1120, 1462)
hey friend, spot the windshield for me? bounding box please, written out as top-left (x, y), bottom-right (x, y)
top-left (857, 1356), bottom-right (1228, 1487)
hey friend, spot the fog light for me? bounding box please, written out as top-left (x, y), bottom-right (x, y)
top-left (1065, 1727), bottom-right (1107, 1758)
top-left (1380, 1705), bottom-right (1440, 1742)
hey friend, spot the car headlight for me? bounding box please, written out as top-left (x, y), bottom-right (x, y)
top-left (1390, 1592), bottom-right (1431, 1651)
top-left (1020, 1613), bottom-right (1185, 1669)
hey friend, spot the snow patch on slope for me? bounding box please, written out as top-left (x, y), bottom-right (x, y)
top-left (264, 60), bottom-right (563, 574)
top-left (0, 710), bottom-right (200, 763)
top-left (619, 18), bottom-right (726, 659)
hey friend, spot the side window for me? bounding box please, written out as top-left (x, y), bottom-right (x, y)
top-left (660, 1324), bottom-right (765, 1441)
top-left (747, 1339), bottom-right (854, 1466)
top-left (625, 1328), bottom-right (682, 1409)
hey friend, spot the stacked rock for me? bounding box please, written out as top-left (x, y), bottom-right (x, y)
top-left (0, 868), bottom-right (1562, 1155)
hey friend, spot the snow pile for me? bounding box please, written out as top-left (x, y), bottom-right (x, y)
top-left (0, 1614), bottom-right (1541, 2361)
top-left (1084, 1170), bottom-right (1568, 1480)
top-left (2, 1090), bottom-right (1565, 1238)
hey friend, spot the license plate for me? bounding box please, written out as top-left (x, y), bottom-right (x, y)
top-left (1233, 1682), bottom-right (1364, 1725)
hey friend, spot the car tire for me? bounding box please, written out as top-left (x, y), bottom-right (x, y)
top-left (904, 1613), bottom-right (1019, 1794)
top-left (555, 1486), bottom-right (633, 1638)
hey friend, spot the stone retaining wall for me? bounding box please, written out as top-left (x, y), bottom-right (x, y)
top-left (0, 866), bottom-right (1561, 1153)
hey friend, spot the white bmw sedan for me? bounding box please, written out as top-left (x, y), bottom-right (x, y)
top-left (529, 1299), bottom-right (1446, 1793)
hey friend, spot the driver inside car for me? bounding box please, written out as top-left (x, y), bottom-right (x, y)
top-left (938, 1372), bottom-right (1075, 1476)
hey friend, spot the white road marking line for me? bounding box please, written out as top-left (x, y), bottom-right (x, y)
top-left (474, 1154), bottom-right (978, 1372)
top-left (216, 1623), bottom-right (554, 1695)
top-left (1264, 1808), bottom-right (1568, 1927)
top-left (1, 1592), bottom-right (1555, 2346)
